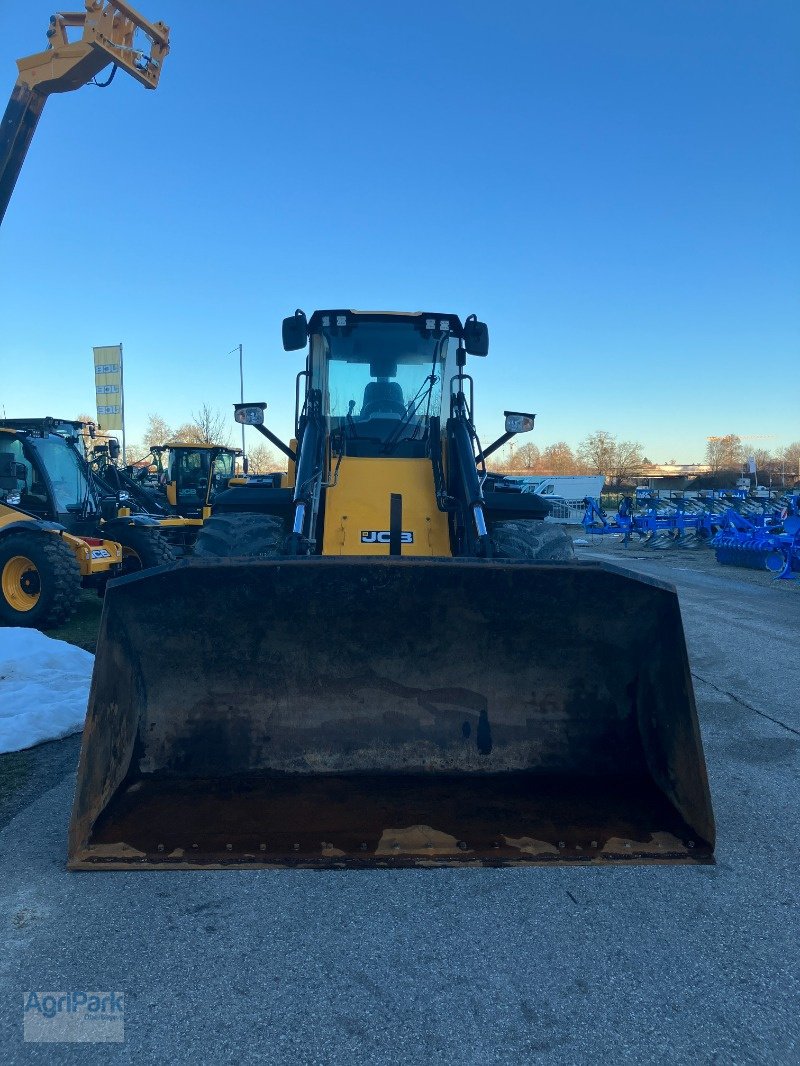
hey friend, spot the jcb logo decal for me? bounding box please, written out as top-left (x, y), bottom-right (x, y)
top-left (361, 531), bottom-right (414, 544)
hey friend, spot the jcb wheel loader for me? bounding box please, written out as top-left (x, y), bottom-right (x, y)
top-left (83, 428), bottom-right (242, 555)
top-left (149, 442), bottom-right (241, 519)
top-left (69, 310), bottom-right (714, 869)
top-left (101, 441), bottom-right (243, 552)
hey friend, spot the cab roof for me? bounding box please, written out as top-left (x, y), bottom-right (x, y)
top-left (307, 310), bottom-right (464, 335)
top-left (153, 442), bottom-right (241, 453)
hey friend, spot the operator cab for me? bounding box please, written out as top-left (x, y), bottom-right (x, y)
top-left (0, 429), bottom-right (96, 525)
top-left (308, 311), bottom-right (462, 459)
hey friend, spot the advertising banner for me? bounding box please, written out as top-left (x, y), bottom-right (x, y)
top-left (93, 344), bottom-right (124, 433)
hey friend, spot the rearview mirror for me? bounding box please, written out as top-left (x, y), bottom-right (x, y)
top-left (108, 438), bottom-right (121, 460)
top-left (504, 411), bottom-right (536, 434)
top-left (234, 402), bottom-right (267, 426)
top-left (282, 309), bottom-right (308, 351)
top-left (463, 314), bottom-right (489, 356)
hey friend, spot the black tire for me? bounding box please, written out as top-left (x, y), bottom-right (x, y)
top-left (193, 512), bottom-right (286, 558)
top-left (112, 526), bottom-right (176, 576)
top-left (491, 520), bottom-right (576, 562)
top-left (0, 532), bottom-right (81, 628)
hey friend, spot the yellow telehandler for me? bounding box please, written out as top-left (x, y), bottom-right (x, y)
top-left (69, 310), bottom-right (714, 868)
top-left (0, 439), bottom-right (121, 626)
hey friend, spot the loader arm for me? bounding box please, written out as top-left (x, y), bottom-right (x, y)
top-left (0, 0), bottom-right (169, 226)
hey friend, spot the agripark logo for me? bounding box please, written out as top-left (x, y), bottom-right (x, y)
top-left (23, 991), bottom-right (124, 1043)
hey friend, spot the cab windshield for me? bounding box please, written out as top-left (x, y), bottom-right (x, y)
top-left (317, 318), bottom-right (453, 455)
top-left (210, 452), bottom-right (235, 497)
top-left (169, 448), bottom-right (212, 505)
top-left (27, 436), bottom-right (93, 513)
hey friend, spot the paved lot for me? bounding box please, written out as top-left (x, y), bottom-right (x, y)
top-left (1, 547), bottom-right (798, 1064)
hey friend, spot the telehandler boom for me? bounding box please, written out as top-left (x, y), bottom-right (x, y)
top-left (1, 0), bottom-right (169, 225)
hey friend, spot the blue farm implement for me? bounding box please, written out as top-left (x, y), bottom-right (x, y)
top-left (712, 500), bottom-right (800, 580)
top-left (582, 497), bottom-right (714, 547)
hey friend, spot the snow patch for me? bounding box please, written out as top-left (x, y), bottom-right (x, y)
top-left (0, 628), bottom-right (93, 754)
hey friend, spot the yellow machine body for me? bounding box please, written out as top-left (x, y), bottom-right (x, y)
top-left (150, 442), bottom-right (240, 521)
top-left (15, 2), bottom-right (169, 96)
top-left (62, 531), bottom-right (122, 578)
top-left (0, 503), bottom-right (121, 578)
top-left (321, 457), bottom-right (451, 556)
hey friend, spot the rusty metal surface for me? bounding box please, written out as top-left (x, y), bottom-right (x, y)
top-left (73, 771), bottom-right (711, 868)
top-left (68, 557), bottom-right (715, 869)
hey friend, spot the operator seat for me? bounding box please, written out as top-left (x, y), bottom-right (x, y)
top-left (361, 381), bottom-right (406, 417)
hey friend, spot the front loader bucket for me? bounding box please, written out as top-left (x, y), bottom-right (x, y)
top-left (68, 557), bottom-right (715, 868)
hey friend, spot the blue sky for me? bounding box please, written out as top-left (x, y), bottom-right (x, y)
top-left (1, 0), bottom-right (797, 462)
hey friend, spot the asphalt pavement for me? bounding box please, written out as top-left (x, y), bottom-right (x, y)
top-left (1, 545), bottom-right (798, 1064)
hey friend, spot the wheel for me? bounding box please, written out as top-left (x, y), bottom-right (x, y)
top-left (112, 526), bottom-right (176, 576)
top-left (193, 512), bottom-right (286, 558)
top-left (491, 520), bottom-right (576, 562)
top-left (0, 532), bottom-right (81, 627)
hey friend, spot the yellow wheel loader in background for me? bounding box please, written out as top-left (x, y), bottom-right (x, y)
top-left (91, 438), bottom-right (241, 553)
top-left (149, 443), bottom-right (241, 519)
top-left (69, 310), bottom-right (715, 869)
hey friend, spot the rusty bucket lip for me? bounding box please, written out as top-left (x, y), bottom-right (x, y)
top-left (105, 553), bottom-right (681, 597)
top-left (68, 853), bottom-right (715, 871)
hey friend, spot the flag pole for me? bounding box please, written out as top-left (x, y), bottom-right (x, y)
top-left (119, 341), bottom-right (126, 466)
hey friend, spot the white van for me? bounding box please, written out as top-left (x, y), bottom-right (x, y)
top-left (520, 476), bottom-right (605, 524)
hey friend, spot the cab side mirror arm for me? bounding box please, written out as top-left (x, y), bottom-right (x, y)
top-left (475, 431), bottom-right (514, 465)
top-left (475, 411), bottom-right (537, 466)
top-left (253, 423), bottom-right (297, 464)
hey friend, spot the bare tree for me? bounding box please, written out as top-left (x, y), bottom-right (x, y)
top-left (745, 446), bottom-right (773, 470)
top-left (782, 441), bottom-right (800, 482)
top-left (577, 430), bottom-right (617, 475)
top-left (505, 441), bottom-right (540, 471)
top-left (246, 443), bottom-right (281, 474)
top-left (576, 430), bottom-right (642, 484)
top-left (611, 439), bottom-right (645, 483)
top-left (188, 404), bottom-right (232, 446)
top-left (540, 441), bottom-right (579, 474)
top-left (486, 444), bottom-right (517, 473)
top-left (120, 412), bottom-right (174, 464)
top-left (705, 434), bottom-right (742, 475)
top-left (139, 412), bottom-right (173, 450)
